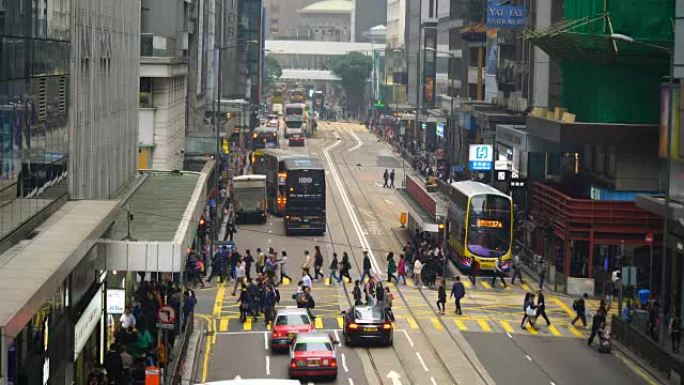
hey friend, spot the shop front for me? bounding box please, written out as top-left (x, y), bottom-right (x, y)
top-left (73, 285), bottom-right (104, 385)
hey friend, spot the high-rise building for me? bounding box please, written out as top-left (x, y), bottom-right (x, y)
top-left (353, 0), bottom-right (387, 42)
top-left (263, 0), bottom-right (319, 39)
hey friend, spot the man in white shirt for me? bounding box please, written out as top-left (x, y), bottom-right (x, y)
top-left (301, 271), bottom-right (313, 289)
top-left (232, 257), bottom-right (246, 296)
top-left (120, 307), bottom-right (136, 329)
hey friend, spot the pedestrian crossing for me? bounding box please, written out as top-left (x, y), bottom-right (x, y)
top-left (213, 313), bottom-right (589, 338)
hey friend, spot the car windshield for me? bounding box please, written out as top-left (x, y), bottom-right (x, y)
top-left (294, 341), bottom-right (332, 352)
top-left (276, 314), bottom-right (311, 326)
top-left (353, 307), bottom-right (385, 321)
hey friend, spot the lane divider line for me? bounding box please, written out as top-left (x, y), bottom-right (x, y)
top-left (266, 355), bottom-right (271, 375)
top-left (264, 332), bottom-right (268, 350)
top-left (416, 352), bottom-right (429, 372)
top-left (402, 329), bottom-right (415, 347)
top-left (341, 353), bottom-right (349, 372)
top-left (347, 130), bottom-right (363, 152)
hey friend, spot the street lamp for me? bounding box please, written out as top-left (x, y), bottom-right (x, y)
top-left (213, 39), bottom-right (260, 244)
top-left (609, 32), bottom-right (673, 344)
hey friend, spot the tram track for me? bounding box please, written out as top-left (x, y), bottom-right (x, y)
top-left (323, 121), bottom-right (497, 385)
top-left (313, 124), bottom-right (415, 385)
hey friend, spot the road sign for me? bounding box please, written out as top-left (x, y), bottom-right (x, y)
top-left (468, 144), bottom-right (493, 171)
top-left (157, 305), bottom-right (176, 325)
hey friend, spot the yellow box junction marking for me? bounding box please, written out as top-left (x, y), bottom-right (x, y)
top-left (500, 321), bottom-right (514, 333)
top-left (477, 319), bottom-right (492, 332)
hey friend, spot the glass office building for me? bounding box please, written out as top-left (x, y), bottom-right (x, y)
top-left (0, 0), bottom-right (70, 240)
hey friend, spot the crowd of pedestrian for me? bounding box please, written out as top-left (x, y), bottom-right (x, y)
top-left (89, 276), bottom-right (196, 385)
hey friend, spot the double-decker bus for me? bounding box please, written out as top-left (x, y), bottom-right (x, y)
top-left (251, 149), bottom-right (326, 235)
top-left (282, 157), bottom-right (325, 235)
top-left (290, 88), bottom-right (305, 103)
top-left (445, 181), bottom-right (513, 272)
top-left (233, 174), bottom-right (267, 224)
top-left (251, 126), bottom-right (279, 150)
top-left (271, 87), bottom-right (285, 106)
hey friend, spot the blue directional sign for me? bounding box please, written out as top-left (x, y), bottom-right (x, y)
top-left (468, 144), bottom-right (494, 171)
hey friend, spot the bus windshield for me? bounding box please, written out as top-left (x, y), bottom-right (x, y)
top-left (286, 107), bottom-right (303, 116)
top-left (285, 120), bottom-right (303, 129)
top-left (467, 195), bottom-right (511, 257)
top-left (235, 187), bottom-right (265, 211)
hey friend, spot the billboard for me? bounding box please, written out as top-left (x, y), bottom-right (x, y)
top-left (659, 83), bottom-right (681, 159)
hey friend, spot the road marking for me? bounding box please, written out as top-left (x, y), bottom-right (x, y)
top-left (525, 325), bottom-right (538, 335)
top-left (334, 330), bottom-right (341, 345)
top-left (506, 333), bottom-right (513, 339)
top-left (384, 199), bottom-right (394, 204)
top-left (614, 351), bottom-right (660, 385)
top-left (341, 353), bottom-right (349, 372)
top-left (348, 379), bottom-right (355, 385)
top-left (548, 325), bottom-right (562, 336)
top-left (550, 382), bottom-right (556, 385)
top-left (347, 130), bottom-right (363, 152)
top-left (568, 325), bottom-right (583, 337)
top-left (266, 356), bottom-right (271, 375)
top-left (220, 318), bottom-right (229, 332)
top-left (267, 322), bottom-right (272, 330)
top-left (477, 319), bottom-right (492, 332)
top-left (521, 283), bottom-right (531, 292)
top-left (244, 318), bottom-right (253, 331)
top-left (213, 319), bottom-right (218, 344)
top-left (216, 328), bottom-right (347, 335)
top-left (194, 314), bottom-right (213, 383)
top-left (415, 352), bottom-right (429, 372)
top-left (402, 329), bottom-right (415, 347)
top-left (315, 317), bottom-right (324, 329)
top-left (462, 280), bottom-right (471, 289)
top-left (323, 131), bottom-right (381, 275)
top-left (454, 320), bottom-right (468, 331)
top-left (337, 317), bottom-right (344, 328)
top-left (431, 317), bottom-right (443, 330)
top-left (264, 332), bottom-right (268, 350)
top-left (430, 377), bottom-right (437, 385)
top-left (550, 297), bottom-right (575, 317)
top-left (407, 317), bottom-right (419, 329)
top-left (324, 277), bottom-right (331, 286)
top-left (525, 355), bottom-right (532, 361)
top-left (481, 281), bottom-right (492, 289)
top-left (500, 321), bottom-right (514, 333)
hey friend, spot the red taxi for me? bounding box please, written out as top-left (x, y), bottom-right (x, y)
top-left (271, 308), bottom-right (313, 352)
top-left (289, 333), bottom-right (338, 380)
top-left (288, 134), bottom-right (305, 146)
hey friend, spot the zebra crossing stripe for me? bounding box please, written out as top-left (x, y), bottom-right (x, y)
top-left (477, 320), bottom-right (492, 332)
top-left (454, 320), bottom-right (468, 331)
top-left (500, 321), bottom-right (514, 333)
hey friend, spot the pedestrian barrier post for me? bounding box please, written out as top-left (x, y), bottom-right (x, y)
top-left (145, 365), bottom-right (160, 385)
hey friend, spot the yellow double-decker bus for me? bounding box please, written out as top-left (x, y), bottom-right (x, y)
top-left (445, 181), bottom-right (513, 272)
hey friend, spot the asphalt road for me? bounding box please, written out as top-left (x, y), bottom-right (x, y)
top-left (192, 121), bottom-right (655, 385)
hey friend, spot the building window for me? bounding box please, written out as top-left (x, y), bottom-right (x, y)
top-left (139, 77), bottom-right (153, 108)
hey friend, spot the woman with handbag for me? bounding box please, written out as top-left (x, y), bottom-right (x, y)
top-left (521, 292), bottom-right (537, 329)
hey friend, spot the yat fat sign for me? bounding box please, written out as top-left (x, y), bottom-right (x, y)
top-left (487, 0), bottom-right (527, 29)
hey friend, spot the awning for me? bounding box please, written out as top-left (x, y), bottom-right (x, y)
top-left (98, 161), bottom-right (213, 272)
top-left (0, 200), bottom-right (120, 339)
top-left (398, 190), bottom-right (440, 233)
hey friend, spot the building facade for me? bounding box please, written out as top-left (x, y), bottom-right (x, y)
top-left (69, 0), bottom-right (140, 200)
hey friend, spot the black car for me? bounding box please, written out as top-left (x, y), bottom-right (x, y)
top-left (341, 306), bottom-right (393, 346)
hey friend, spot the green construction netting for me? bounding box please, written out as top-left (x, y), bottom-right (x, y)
top-left (562, 62), bottom-right (667, 124)
top-left (523, 0), bottom-right (674, 123)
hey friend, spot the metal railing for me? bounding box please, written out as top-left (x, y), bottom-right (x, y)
top-left (611, 315), bottom-right (683, 383)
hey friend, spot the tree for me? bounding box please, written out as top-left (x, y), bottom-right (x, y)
top-left (265, 55), bottom-right (282, 91)
top-left (331, 52), bottom-right (373, 117)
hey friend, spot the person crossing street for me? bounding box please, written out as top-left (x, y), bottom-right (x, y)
top-left (491, 257), bottom-right (507, 288)
top-left (360, 250), bottom-right (372, 282)
top-left (450, 276), bottom-right (466, 315)
top-left (313, 246), bottom-right (324, 280)
top-left (383, 169), bottom-right (390, 188)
